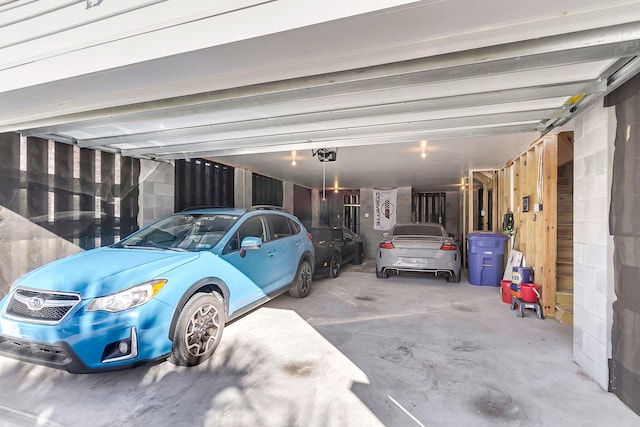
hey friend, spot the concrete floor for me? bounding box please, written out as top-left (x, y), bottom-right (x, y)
top-left (0, 260), bottom-right (638, 427)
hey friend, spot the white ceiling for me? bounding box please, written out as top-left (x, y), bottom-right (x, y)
top-left (2, 0), bottom-right (640, 191)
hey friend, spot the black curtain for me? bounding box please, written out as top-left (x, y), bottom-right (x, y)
top-left (0, 133), bottom-right (140, 249)
top-left (293, 185), bottom-right (311, 228)
top-left (252, 173), bottom-right (283, 207)
top-left (605, 72), bottom-right (640, 416)
top-left (0, 133), bottom-right (21, 212)
top-left (174, 159), bottom-right (234, 211)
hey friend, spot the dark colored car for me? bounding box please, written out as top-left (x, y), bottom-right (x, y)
top-left (311, 227), bottom-right (364, 278)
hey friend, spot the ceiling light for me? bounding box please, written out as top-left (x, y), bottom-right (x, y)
top-left (291, 150), bottom-right (297, 166)
top-left (420, 140), bottom-right (427, 158)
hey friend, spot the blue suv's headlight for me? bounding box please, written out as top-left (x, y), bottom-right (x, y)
top-left (86, 279), bottom-right (167, 312)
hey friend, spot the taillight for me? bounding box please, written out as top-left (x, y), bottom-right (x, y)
top-left (379, 242), bottom-right (395, 249)
top-left (440, 243), bottom-right (457, 251)
top-left (307, 232), bottom-right (313, 240)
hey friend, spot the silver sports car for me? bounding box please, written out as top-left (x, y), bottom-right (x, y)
top-left (375, 223), bottom-right (461, 282)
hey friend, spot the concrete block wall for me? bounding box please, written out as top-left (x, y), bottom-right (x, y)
top-left (283, 182), bottom-right (294, 212)
top-left (234, 168), bottom-right (252, 209)
top-left (0, 206), bottom-right (82, 297)
top-left (139, 159), bottom-right (175, 227)
top-left (572, 101), bottom-right (616, 390)
top-left (360, 187), bottom-right (413, 258)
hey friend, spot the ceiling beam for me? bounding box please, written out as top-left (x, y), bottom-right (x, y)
top-left (473, 171), bottom-right (494, 187)
top-left (68, 81), bottom-right (594, 148)
top-left (149, 123), bottom-right (539, 160)
top-left (6, 21), bottom-right (640, 134)
top-left (116, 109), bottom-right (553, 157)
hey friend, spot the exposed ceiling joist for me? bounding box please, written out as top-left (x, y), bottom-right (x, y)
top-left (472, 171), bottom-right (495, 187)
top-left (68, 81), bottom-right (591, 148)
top-left (118, 109), bottom-right (553, 158)
top-left (4, 5), bottom-right (640, 191)
top-left (7, 20), bottom-right (640, 137)
top-left (149, 124), bottom-right (543, 160)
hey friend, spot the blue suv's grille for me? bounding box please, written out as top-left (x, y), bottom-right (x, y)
top-left (6, 289), bottom-right (80, 324)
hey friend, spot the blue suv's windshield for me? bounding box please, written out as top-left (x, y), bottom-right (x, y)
top-left (114, 213), bottom-right (240, 252)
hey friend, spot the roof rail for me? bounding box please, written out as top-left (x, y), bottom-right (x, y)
top-left (180, 205), bottom-right (234, 212)
top-left (249, 205), bottom-right (289, 213)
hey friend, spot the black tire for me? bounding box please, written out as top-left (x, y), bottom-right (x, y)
top-left (289, 260), bottom-right (313, 298)
top-left (446, 271), bottom-right (461, 283)
top-left (376, 268), bottom-right (388, 279)
top-left (329, 253), bottom-right (341, 278)
top-left (351, 244), bottom-right (364, 265)
top-left (169, 292), bottom-right (225, 367)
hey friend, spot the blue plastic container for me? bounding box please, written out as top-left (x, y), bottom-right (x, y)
top-left (466, 233), bottom-right (509, 286)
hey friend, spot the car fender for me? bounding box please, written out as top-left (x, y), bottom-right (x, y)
top-left (167, 277), bottom-right (230, 341)
top-left (300, 250), bottom-right (315, 274)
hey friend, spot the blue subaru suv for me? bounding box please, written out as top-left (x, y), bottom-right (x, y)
top-left (0, 207), bottom-right (314, 373)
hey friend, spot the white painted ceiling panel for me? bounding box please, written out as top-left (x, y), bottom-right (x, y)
top-left (2, 1), bottom-right (640, 191)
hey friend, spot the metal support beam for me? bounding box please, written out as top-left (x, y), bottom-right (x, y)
top-left (6, 21), bottom-right (640, 135)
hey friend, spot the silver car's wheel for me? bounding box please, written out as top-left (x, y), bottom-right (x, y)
top-left (329, 253), bottom-right (341, 278)
top-left (376, 267), bottom-right (388, 279)
top-left (169, 292), bottom-right (225, 366)
top-left (289, 260), bottom-right (312, 298)
top-left (446, 271), bottom-right (461, 283)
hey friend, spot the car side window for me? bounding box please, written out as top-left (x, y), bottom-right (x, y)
top-left (269, 215), bottom-right (292, 240)
top-left (224, 216), bottom-right (267, 253)
top-left (394, 225), bottom-right (441, 236)
top-left (288, 219), bottom-right (301, 235)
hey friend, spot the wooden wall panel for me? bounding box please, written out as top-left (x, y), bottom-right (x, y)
top-left (495, 132), bottom-right (569, 318)
top-left (466, 132), bottom-right (571, 320)
top-left (541, 136), bottom-right (559, 316)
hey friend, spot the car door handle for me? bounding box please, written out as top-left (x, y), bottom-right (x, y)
top-left (267, 250), bottom-right (276, 257)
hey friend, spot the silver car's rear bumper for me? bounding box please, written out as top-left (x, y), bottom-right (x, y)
top-left (376, 250), bottom-right (461, 277)
top-left (381, 266), bottom-right (456, 276)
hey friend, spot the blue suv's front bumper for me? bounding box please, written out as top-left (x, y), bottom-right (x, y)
top-left (0, 296), bottom-right (175, 373)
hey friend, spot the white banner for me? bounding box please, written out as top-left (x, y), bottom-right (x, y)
top-left (373, 188), bottom-right (397, 230)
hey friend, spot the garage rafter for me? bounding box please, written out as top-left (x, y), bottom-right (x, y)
top-left (164, 124), bottom-right (541, 159)
top-left (4, 21), bottom-right (640, 163)
top-left (64, 83), bottom-right (587, 151)
top-left (124, 109), bottom-right (554, 159)
top-left (3, 11), bottom-right (640, 190)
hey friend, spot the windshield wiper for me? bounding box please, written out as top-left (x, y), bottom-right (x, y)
top-left (119, 242), bottom-right (188, 252)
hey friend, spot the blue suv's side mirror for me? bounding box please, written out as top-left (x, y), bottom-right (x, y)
top-left (239, 236), bottom-right (262, 258)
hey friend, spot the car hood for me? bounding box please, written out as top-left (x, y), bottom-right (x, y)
top-left (12, 247), bottom-right (200, 298)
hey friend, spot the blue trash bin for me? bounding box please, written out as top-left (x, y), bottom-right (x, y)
top-left (466, 233), bottom-right (509, 286)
